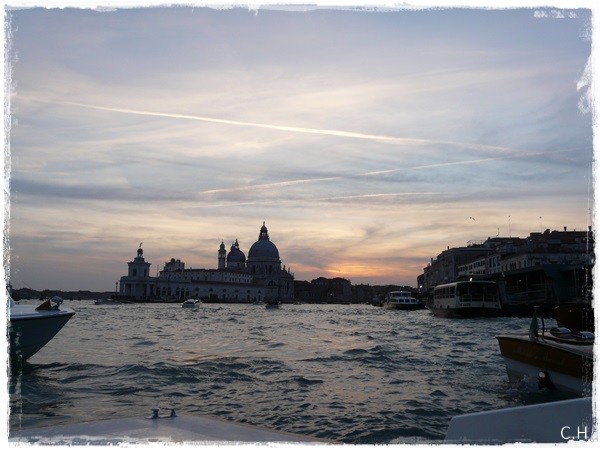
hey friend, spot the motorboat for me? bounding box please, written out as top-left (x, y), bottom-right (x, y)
top-left (425, 280), bottom-right (501, 318)
top-left (265, 300), bottom-right (280, 309)
top-left (496, 304), bottom-right (594, 396)
top-left (383, 291), bottom-right (424, 310)
top-left (94, 297), bottom-right (122, 305)
top-left (8, 296), bottom-right (75, 361)
top-left (182, 299), bottom-right (200, 308)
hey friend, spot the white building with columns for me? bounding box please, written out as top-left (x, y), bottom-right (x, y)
top-left (118, 223), bottom-right (294, 302)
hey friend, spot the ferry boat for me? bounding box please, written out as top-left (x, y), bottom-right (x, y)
top-left (383, 291), bottom-right (423, 310)
top-left (426, 280), bottom-right (501, 318)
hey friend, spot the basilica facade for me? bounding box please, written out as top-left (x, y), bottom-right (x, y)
top-left (118, 223), bottom-right (294, 302)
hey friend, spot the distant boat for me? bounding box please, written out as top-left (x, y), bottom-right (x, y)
top-left (9, 297), bottom-right (75, 361)
top-left (371, 296), bottom-right (384, 307)
top-left (383, 291), bottom-right (424, 310)
top-left (265, 300), bottom-right (280, 309)
top-left (94, 298), bottom-right (122, 305)
top-left (496, 304), bottom-right (594, 395)
top-left (426, 281), bottom-right (501, 318)
top-left (182, 299), bottom-right (200, 309)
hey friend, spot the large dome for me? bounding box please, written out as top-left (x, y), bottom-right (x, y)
top-left (249, 239), bottom-right (280, 259)
top-left (248, 223), bottom-right (280, 259)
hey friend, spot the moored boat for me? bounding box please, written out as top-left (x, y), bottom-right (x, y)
top-left (383, 291), bottom-right (423, 310)
top-left (9, 297), bottom-right (75, 362)
top-left (496, 304), bottom-right (594, 396)
top-left (426, 280), bottom-right (501, 318)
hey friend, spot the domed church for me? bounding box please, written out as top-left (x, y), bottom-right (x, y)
top-left (246, 222), bottom-right (293, 299)
top-left (119, 222), bottom-right (294, 302)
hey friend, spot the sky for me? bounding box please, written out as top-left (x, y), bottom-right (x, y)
top-left (1, 1), bottom-right (597, 292)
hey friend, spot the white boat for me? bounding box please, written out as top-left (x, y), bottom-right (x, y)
top-left (9, 297), bottom-right (75, 361)
top-left (496, 305), bottom-right (594, 396)
top-left (425, 280), bottom-right (501, 318)
top-left (9, 408), bottom-right (327, 445)
top-left (383, 291), bottom-right (423, 310)
top-left (445, 397), bottom-right (593, 444)
top-left (94, 298), bottom-right (121, 305)
top-left (182, 299), bottom-right (200, 308)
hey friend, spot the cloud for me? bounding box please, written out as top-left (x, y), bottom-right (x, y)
top-left (6, 6), bottom-right (593, 290)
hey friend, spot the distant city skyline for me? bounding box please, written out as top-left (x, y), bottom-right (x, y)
top-left (3, 2), bottom-right (595, 292)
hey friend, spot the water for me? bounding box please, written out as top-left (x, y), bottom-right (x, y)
top-left (8, 301), bottom-right (576, 444)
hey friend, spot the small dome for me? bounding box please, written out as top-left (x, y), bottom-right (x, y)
top-left (227, 239), bottom-right (246, 263)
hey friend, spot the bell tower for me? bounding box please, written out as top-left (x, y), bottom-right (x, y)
top-left (218, 241), bottom-right (226, 269)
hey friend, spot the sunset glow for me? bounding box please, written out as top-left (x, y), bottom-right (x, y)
top-left (3, 2), bottom-right (595, 292)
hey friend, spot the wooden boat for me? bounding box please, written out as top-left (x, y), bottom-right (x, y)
top-left (496, 304), bottom-right (594, 395)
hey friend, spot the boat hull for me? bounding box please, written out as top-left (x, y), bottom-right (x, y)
top-left (445, 397), bottom-right (593, 444)
top-left (384, 302), bottom-right (424, 310)
top-left (427, 306), bottom-right (500, 318)
top-left (9, 306), bottom-right (75, 361)
top-left (9, 412), bottom-right (327, 444)
top-left (496, 334), bottom-right (593, 395)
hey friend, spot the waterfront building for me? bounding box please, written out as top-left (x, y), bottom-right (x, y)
top-left (119, 245), bottom-right (156, 300)
top-left (309, 277), bottom-right (352, 303)
top-left (118, 223), bottom-right (294, 302)
top-left (418, 226), bottom-right (593, 311)
top-left (418, 244), bottom-right (493, 292)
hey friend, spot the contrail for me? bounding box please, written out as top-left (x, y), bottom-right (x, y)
top-left (28, 98), bottom-right (575, 200)
top-left (199, 149), bottom-right (573, 195)
top-left (42, 99), bottom-right (508, 152)
top-left (361, 149), bottom-right (573, 176)
top-left (200, 177), bottom-right (341, 195)
top-left (185, 191), bottom-right (447, 208)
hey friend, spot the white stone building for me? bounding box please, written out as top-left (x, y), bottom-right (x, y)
top-left (118, 223), bottom-right (294, 302)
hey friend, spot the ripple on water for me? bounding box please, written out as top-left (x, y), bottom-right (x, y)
top-left (10, 303), bottom-right (564, 444)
